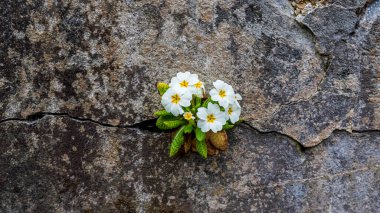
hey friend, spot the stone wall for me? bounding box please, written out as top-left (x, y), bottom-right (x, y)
top-left (1, 0), bottom-right (379, 212)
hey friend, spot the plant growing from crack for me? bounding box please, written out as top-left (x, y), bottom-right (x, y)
top-left (154, 72), bottom-right (242, 158)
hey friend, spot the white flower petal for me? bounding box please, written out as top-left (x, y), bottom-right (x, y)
top-left (197, 107), bottom-right (208, 120)
top-left (197, 120), bottom-right (209, 132)
top-left (169, 77), bottom-right (180, 87)
top-left (209, 124), bottom-right (217, 133)
top-left (177, 72), bottom-right (186, 81)
top-left (213, 80), bottom-right (225, 90)
top-left (235, 93), bottom-right (242, 101)
top-left (161, 98), bottom-right (170, 106)
top-left (183, 71), bottom-right (191, 78)
top-left (215, 121), bottom-right (224, 131)
top-left (226, 84), bottom-right (234, 92)
top-left (215, 111), bottom-right (227, 121)
top-left (219, 99), bottom-right (229, 108)
top-left (172, 104), bottom-right (184, 116)
top-left (230, 112), bottom-right (239, 123)
top-left (170, 105), bottom-right (179, 116)
top-left (229, 105), bottom-right (241, 123)
top-left (209, 88), bottom-right (218, 97)
top-left (232, 103), bottom-right (241, 111)
top-left (163, 104), bottom-right (171, 113)
top-left (179, 98), bottom-right (191, 107)
top-left (207, 103), bottom-right (220, 114)
top-left (182, 91), bottom-right (192, 99)
top-left (162, 88), bottom-right (174, 97)
top-left (210, 122), bottom-right (223, 133)
top-left (189, 74), bottom-right (199, 84)
top-left (201, 124), bottom-right (209, 133)
top-left (197, 119), bottom-right (205, 128)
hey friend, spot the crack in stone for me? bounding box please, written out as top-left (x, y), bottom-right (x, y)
top-left (1, 112), bottom-right (307, 150)
top-left (241, 121), bottom-right (308, 152)
top-left (242, 121), bottom-right (380, 151)
top-left (2, 112), bottom-right (379, 150)
top-left (0, 112), bottom-right (161, 132)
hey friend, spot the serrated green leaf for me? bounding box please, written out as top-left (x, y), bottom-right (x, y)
top-left (154, 110), bottom-right (171, 117)
top-left (196, 138), bottom-right (207, 158)
top-left (157, 82), bottom-right (169, 96)
top-left (156, 116), bottom-right (167, 130)
top-left (156, 115), bottom-right (185, 130)
top-left (170, 126), bottom-right (186, 157)
top-left (223, 123), bottom-right (234, 130)
top-left (195, 127), bottom-right (206, 142)
top-left (163, 120), bottom-right (186, 129)
top-left (183, 124), bottom-right (193, 134)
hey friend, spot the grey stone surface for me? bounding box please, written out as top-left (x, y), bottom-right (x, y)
top-left (329, 0), bottom-right (368, 8)
top-left (300, 5), bottom-right (358, 54)
top-left (0, 116), bottom-right (379, 212)
top-left (1, 0), bottom-right (380, 211)
top-left (3, 0), bottom-right (377, 145)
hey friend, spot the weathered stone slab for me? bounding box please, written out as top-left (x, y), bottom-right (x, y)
top-left (0, 116), bottom-right (379, 212)
top-left (0, 0), bottom-right (326, 146)
top-left (300, 5), bottom-right (358, 54)
top-left (0, 0), bottom-right (379, 144)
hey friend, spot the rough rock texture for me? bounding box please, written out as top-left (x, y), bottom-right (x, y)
top-left (1, 0), bottom-right (379, 146)
top-left (1, 0), bottom-right (380, 211)
top-left (1, 116), bottom-right (379, 212)
top-left (301, 5), bottom-right (358, 54)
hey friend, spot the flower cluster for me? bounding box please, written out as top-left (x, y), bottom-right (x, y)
top-left (155, 72), bottom-right (242, 158)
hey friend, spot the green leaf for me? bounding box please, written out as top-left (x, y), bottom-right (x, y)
top-left (170, 126), bottom-right (186, 157)
top-left (154, 110), bottom-right (171, 117)
top-left (195, 127), bottom-right (206, 142)
top-left (156, 115), bottom-right (185, 130)
top-left (196, 138), bottom-right (207, 158)
top-left (157, 82), bottom-right (169, 96)
top-left (223, 123), bottom-right (234, 130)
top-left (156, 116), bottom-right (168, 130)
top-left (191, 95), bottom-right (196, 107)
top-left (163, 120), bottom-right (186, 129)
top-left (183, 124), bottom-right (193, 134)
top-left (202, 98), bottom-right (211, 107)
top-left (195, 96), bottom-right (202, 107)
top-left (188, 119), bottom-right (195, 127)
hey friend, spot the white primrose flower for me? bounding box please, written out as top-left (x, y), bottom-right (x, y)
top-left (169, 71), bottom-right (199, 94)
top-left (209, 80), bottom-right (234, 108)
top-left (196, 103), bottom-right (227, 133)
top-left (161, 88), bottom-right (191, 116)
top-left (183, 112), bottom-right (195, 120)
top-left (225, 103), bottom-right (241, 124)
top-left (192, 80), bottom-right (205, 97)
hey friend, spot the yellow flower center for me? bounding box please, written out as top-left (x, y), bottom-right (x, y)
top-left (219, 90), bottom-right (226, 98)
top-left (195, 81), bottom-right (202, 89)
top-left (171, 94), bottom-right (181, 104)
top-left (179, 80), bottom-right (189, 88)
top-left (228, 107), bottom-right (233, 115)
top-left (184, 112), bottom-right (193, 120)
top-left (206, 114), bottom-right (216, 123)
